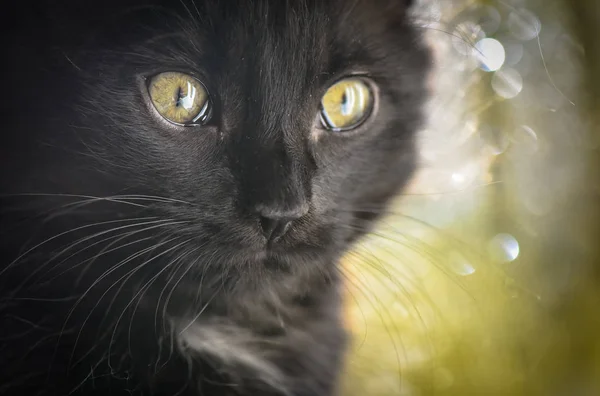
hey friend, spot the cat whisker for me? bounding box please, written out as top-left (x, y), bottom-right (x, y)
top-left (126, 242), bottom-right (199, 361)
top-left (1, 314), bottom-right (52, 335)
top-left (415, 24), bottom-right (479, 53)
top-left (339, 272), bottom-right (370, 351)
top-left (334, 264), bottom-right (406, 380)
top-left (352, 241), bottom-right (444, 313)
top-left (9, 218), bottom-right (172, 298)
top-left (57, 237), bottom-right (179, 373)
top-left (5, 295), bottom-right (81, 303)
top-left (340, 222), bottom-right (474, 298)
top-left (67, 236), bottom-right (180, 372)
top-left (105, 237), bottom-right (194, 370)
top-left (116, 194), bottom-right (194, 205)
top-left (0, 217), bottom-right (161, 280)
top-left (1, 193), bottom-right (146, 208)
top-left (337, 205), bottom-right (486, 259)
top-left (97, 232), bottom-right (181, 335)
top-left (161, 247), bottom-right (212, 336)
top-left (155, 244), bottom-right (206, 335)
top-left (346, 247), bottom-right (433, 330)
top-left (67, 358), bottom-right (105, 396)
top-left (2, 192), bottom-right (193, 208)
top-left (153, 254), bottom-right (196, 374)
top-left (74, 220), bottom-right (190, 287)
top-left (45, 229), bottom-right (155, 279)
top-left (402, 181), bottom-right (503, 197)
top-left (344, 247), bottom-right (440, 371)
top-left (178, 289), bottom-right (219, 336)
top-left (49, 235), bottom-right (155, 292)
top-left (62, 52), bottom-right (82, 72)
top-left (94, 232), bottom-right (181, 325)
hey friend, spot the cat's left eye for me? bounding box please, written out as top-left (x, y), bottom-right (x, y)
top-left (320, 78), bottom-right (374, 132)
top-left (147, 72), bottom-right (212, 126)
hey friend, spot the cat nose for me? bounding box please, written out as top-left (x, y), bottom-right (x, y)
top-left (256, 205), bottom-right (308, 243)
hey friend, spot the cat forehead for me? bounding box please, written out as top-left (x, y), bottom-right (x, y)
top-left (181, 0), bottom-right (409, 25)
top-left (198, 0), bottom-right (409, 40)
top-left (133, 0), bottom-right (414, 79)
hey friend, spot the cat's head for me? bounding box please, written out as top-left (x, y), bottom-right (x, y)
top-left (5, 0), bottom-right (430, 288)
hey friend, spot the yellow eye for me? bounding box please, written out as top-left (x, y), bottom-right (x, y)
top-left (148, 72), bottom-right (212, 126)
top-left (320, 78), bottom-right (373, 131)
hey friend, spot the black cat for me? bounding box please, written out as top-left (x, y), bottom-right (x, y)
top-left (0, 0), bottom-right (430, 395)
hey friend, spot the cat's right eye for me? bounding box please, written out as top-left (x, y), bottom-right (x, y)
top-left (320, 78), bottom-right (374, 132)
top-left (147, 72), bottom-right (213, 126)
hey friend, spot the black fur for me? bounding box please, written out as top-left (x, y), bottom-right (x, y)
top-left (0, 0), bottom-right (430, 395)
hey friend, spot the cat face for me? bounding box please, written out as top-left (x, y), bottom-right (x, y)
top-left (3, 0), bottom-right (429, 287)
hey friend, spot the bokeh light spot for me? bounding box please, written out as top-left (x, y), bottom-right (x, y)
top-left (492, 67), bottom-right (524, 99)
top-left (488, 233), bottom-right (520, 263)
top-left (475, 38), bottom-right (506, 72)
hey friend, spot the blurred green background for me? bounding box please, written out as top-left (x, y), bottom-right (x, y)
top-left (340, 1), bottom-right (600, 395)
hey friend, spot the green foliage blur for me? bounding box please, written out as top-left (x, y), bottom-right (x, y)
top-left (340, 1), bottom-right (600, 395)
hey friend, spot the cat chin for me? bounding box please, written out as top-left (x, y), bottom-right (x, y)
top-left (233, 247), bottom-right (335, 276)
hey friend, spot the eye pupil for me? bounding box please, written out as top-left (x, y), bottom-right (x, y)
top-left (174, 86), bottom-right (183, 107)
